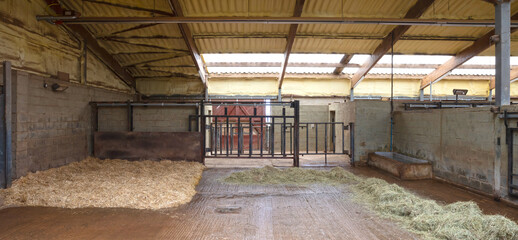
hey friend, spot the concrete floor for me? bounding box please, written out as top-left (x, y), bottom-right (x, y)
top-left (1, 155), bottom-right (518, 239)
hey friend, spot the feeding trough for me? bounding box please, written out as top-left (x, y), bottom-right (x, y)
top-left (367, 152), bottom-right (432, 180)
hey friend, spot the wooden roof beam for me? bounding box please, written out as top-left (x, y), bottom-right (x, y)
top-left (168, 0), bottom-right (208, 87)
top-left (43, 0), bottom-right (135, 88)
top-left (333, 55), bottom-right (353, 75)
top-left (350, 0), bottom-right (435, 89)
top-left (421, 12), bottom-right (518, 90)
top-left (278, 0), bottom-right (305, 89)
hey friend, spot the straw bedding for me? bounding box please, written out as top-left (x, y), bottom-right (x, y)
top-left (224, 167), bottom-right (518, 240)
top-left (0, 157), bottom-right (205, 210)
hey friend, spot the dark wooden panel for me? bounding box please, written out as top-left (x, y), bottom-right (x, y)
top-left (94, 132), bottom-right (202, 162)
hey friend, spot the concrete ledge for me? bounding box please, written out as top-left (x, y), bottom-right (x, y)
top-left (367, 152), bottom-right (433, 180)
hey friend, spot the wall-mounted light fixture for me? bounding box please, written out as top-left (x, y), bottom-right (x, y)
top-left (51, 83), bottom-right (68, 92)
top-left (453, 89), bottom-right (468, 103)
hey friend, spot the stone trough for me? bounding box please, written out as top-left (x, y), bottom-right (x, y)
top-left (367, 152), bottom-right (433, 180)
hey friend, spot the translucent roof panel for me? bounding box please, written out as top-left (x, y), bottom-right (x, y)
top-left (208, 67), bottom-right (279, 74)
top-left (286, 67), bottom-right (335, 74)
top-left (377, 55), bottom-right (452, 65)
top-left (288, 54), bottom-right (344, 63)
top-left (450, 69), bottom-right (494, 76)
top-left (369, 68), bottom-right (436, 75)
top-left (349, 55), bottom-right (370, 65)
top-left (203, 54), bottom-right (284, 63)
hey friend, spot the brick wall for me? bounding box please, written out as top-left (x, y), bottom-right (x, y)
top-left (12, 71), bottom-right (134, 178)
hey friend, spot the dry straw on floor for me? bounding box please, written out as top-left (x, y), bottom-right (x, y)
top-left (224, 167), bottom-right (518, 240)
top-left (0, 157), bottom-right (205, 210)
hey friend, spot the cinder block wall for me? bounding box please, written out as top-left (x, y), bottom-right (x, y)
top-left (98, 106), bottom-right (197, 132)
top-left (332, 100), bottom-right (392, 163)
top-left (393, 107), bottom-right (498, 194)
top-left (12, 71), bottom-right (134, 178)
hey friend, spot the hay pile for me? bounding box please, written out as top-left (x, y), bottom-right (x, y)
top-left (0, 157), bottom-right (205, 210)
top-left (224, 166), bottom-right (360, 185)
top-left (224, 167), bottom-right (518, 240)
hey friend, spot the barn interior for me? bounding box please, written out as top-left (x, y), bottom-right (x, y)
top-left (2, 0), bottom-right (518, 239)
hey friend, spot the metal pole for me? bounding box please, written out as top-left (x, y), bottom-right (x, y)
top-left (260, 117), bottom-right (264, 157)
top-left (293, 100), bottom-right (300, 167)
top-left (496, 0), bottom-right (511, 106)
top-left (419, 89), bottom-right (424, 101)
top-left (271, 117), bottom-right (275, 157)
top-left (127, 101), bottom-right (133, 131)
top-left (225, 108), bottom-right (229, 156)
top-left (3, 61), bottom-right (12, 187)
top-left (200, 100), bottom-right (206, 164)
top-left (350, 88), bottom-right (354, 102)
top-left (278, 88), bottom-right (282, 102)
top-left (249, 117), bottom-right (252, 157)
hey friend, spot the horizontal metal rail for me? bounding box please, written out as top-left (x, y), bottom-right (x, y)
top-left (36, 16), bottom-right (518, 28)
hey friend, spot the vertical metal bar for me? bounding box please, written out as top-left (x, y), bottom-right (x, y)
top-left (289, 123), bottom-right (292, 154)
top-left (249, 117), bottom-right (252, 157)
top-left (271, 117), bottom-right (275, 157)
top-left (200, 100), bottom-right (206, 164)
top-left (342, 123), bottom-right (345, 154)
top-left (282, 108), bottom-right (286, 156)
top-left (315, 124), bottom-right (318, 154)
top-left (214, 117), bottom-right (218, 157)
top-left (188, 116), bottom-right (192, 132)
top-left (306, 123), bottom-right (309, 154)
top-left (508, 128), bottom-right (513, 195)
top-left (260, 117), bottom-right (264, 157)
top-left (225, 108), bottom-right (229, 156)
top-left (332, 123), bottom-right (336, 153)
top-left (324, 123), bottom-right (328, 165)
top-left (238, 117), bottom-right (241, 157)
top-left (496, 0), bottom-right (511, 106)
top-left (230, 124), bottom-right (234, 154)
top-left (349, 122), bottom-right (355, 165)
top-left (127, 101), bottom-right (133, 131)
top-left (3, 61), bottom-right (12, 187)
top-left (293, 100), bottom-right (300, 167)
top-left (219, 123), bottom-right (223, 155)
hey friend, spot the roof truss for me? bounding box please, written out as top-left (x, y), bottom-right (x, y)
top-left (349, 0), bottom-right (435, 89)
top-left (278, 0), bottom-right (305, 89)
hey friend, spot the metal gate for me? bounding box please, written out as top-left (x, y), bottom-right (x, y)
top-left (504, 111), bottom-right (518, 197)
top-left (191, 100), bottom-right (353, 167)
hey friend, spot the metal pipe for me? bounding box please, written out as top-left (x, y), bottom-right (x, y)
top-left (36, 16), bottom-right (518, 27)
top-left (96, 102), bottom-right (199, 107)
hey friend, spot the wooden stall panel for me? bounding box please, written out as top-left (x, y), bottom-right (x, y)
top-left (94, 132), bottom-right (202, 162)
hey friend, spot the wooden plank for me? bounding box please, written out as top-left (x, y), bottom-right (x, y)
top-left (43, 0), bottom-right (135, 88)
top-left (94, 132), bottom-right (203, 162)
top-left (422, 12), bottom-right (518, 89)
top-left (278, 0), bottom-right (305, 89)
top-left (350, 0), bottom-right (435, 88)
top-left (333, 55), bottom-right (353, 75)
top-left (168, 0), bottom-right (207, 87)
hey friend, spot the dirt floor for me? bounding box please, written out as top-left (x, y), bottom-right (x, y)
top-left (1, 155), bottom-right (518, 239)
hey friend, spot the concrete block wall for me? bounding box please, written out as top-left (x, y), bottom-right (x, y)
top-left (133, 107), bottom-right (197, 132)
top-left (332, 100), bottom-right (391, 164)
top-left (12, 71), bottom-right (134, 178)
top-left (393, 107), bottom-right (498, 194)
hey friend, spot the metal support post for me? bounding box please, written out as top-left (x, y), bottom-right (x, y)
top-left (495, 0), bottom-right (511, 106)
top-left (293, 100), bottom-right (300, 167)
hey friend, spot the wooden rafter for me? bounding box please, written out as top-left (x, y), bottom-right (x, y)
top-left (168, 0), bottom-right (208, 87)
top-left (43, 0), bottom-right (135, 88)
top-left (333, 55), bottom-right (353, 75)
top-left (83, 0), bottom-right (175, 16)
top-left (350, 0), bottom-right (435, 88)
top-left (421, 12), bottom-right (518, 90)
top-left (278, 0), bottom-right (305, 89)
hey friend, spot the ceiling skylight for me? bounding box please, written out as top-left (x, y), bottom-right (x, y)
top-left (203, 54), bottom-right (284, 63)
top-left (288, 54), bottom-right (344, 63)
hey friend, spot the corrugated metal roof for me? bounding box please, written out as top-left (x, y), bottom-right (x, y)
top-left (302, 0), bottom-right (417, 18)
top-left (419, 0), bottom-right (493, 20)
top-left (53, 0), bottom-right (518, 88)
top-left (394, 40), bottom-right (472, 55)
top-left (297, 24), bottom-right (392, 37)
top-left (404, 26), bottom-right (492, 40)
top-left (179, 0), bottom-right (295, 17)
top-left (196, 38), bottom-right (287, 53)
top-left (189, 23), bottom-right (289, 36)
top-left (293, 38), bottom-right (381, 54)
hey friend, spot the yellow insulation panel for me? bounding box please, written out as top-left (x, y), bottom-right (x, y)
top-left (208, 78), bottom-right (278, 96)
